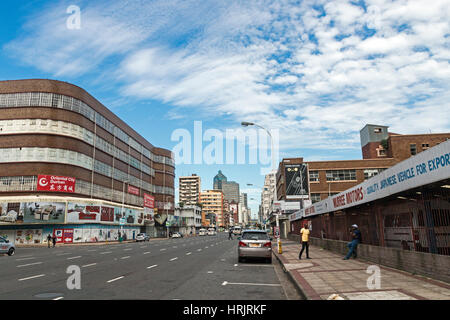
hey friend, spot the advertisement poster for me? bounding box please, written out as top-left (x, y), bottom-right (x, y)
top-left (23, 202), bottom-right (66, 224)
top-left (144, 193), bottom-right (155, 208)
top-left (15, 229), bottom-right (43, 244)
top-left (53, 229), bottom-right (64, 243)
top-left (67, 203), bottom-right (101, 223)
top-left (63, 228), bottom-right (74, 243)
top-left (285, 164), bottom-right (309, 199)
top-left (0, 202), bottom-right (23, 224)
top-left (100, 206), bottom-right (115, 223)
top-left (128, 185), bottom-right (140, 195)
top-left (37, 175), bottom-right (76, 193)
top-left (73, 228), bottom-right (83, 243)
top-left (144, 207), bottom-right (154, 226)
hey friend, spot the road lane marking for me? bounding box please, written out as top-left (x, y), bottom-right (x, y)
top-left (172, 246), bottom-right (178, 248)
top-left (15, 257), bottom-right (36, 261)
top-left (53, 297), bottom-right (64, 300)
top-left (56, 253), bottom-right (71, 256)
top-left (221, 281), bottom-right (281, 287)
top-left (205, 246), bottom-right (209, 248)
top-left (170, 257), bottom-right (178, 261)
top-left (17, 262), bottom-right (43, 268)
top-left (67, 256), bottom-right (82, 260)
top-left (197, 249), bottom-right (202, 251)
top-left (234, 264), bottom-right (238, 267)
top-left (19, 274), bottom-right (45, 281)
top-left (107, 276), bottom-right (124, 283)
top-left (186, 252), bottom-right (192, 255)
top-left (143, 251), bottom-right (151, 255)
top-left (124, 248), bottom-right (132, 251)
top-left (87, 249), bottom-right (97, 252)
top-left (121, 256), bottom-right (130, 260)
top-left (160, 248), bottom-right (166, 251)
top-left (147, 265), bottom-right (158, 269)
top-left (140, 246), bottom-right (147, 249)
top-left (100, 251), bottom-right (112, 254)
top-left (207, 271), bottom-right (213, 274)
top-left (82, 263), bottom-right (97, 268)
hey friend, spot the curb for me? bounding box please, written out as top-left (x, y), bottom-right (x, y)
top-left (272, 247), bottom-right (309, 300)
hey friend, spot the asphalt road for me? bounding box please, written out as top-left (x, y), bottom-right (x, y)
top-left (0, 233), bottom-right (301, 300)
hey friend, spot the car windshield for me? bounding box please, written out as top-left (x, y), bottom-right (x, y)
top-left (241, 232), bottom-right (269, 241)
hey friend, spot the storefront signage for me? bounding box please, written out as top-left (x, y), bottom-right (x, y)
top-left (144, 193), bottom-right (155, 208)
top-left (37, 175), bottom-right (76, 193)
top-left (128, 185), bottom-right (140, 195)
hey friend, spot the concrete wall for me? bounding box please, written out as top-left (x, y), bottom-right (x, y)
top-left (288, 234), bottom-right (450, 283)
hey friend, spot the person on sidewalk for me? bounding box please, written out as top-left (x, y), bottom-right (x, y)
top-left (299, 224), bottom-right (311, 260)
top-left (52, 234), bottom-right (57, 248)
top-left (228, 229), bottom-right (233, 240)
top-left (47, 234), bottom-right (52, 248)
top-left (343, 224), bottom-right (361, 260)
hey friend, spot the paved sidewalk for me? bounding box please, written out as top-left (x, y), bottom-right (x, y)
top-left (273, 239), bottom-right (450, 300)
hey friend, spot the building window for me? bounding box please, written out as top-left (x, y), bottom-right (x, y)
top-left (310, 193), bottom-right (321, 203)
top-left (422, 143), bottom-right (429, 150)
top-left (374, 127), bottom-right (382, 133)
top-left (377, 148), bottom-right (387, 157)
top-left (410, 144), bottom-right (417, 155)
top-left (364, 168), bottom-right (386, 180)
top-left (326, 170), bottom-right (356, 181)
top-left (309, 171), bottom-right (319, 182)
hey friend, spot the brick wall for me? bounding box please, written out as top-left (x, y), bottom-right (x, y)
top-left (288, 234), bottom-right (450, 283)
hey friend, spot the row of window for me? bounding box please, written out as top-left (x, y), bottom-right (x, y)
top-left (0, 147), bottom-right (174, 196)
top-left (0, 118), bottom-right (154, 176)
top-left (308, 168), bottom-right (385, 182)
top-left (0, 92), bottom-right (174, 166)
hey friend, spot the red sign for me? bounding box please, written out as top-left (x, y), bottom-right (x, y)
top-left (37, 175), bottom-right (76, 193)
top-left (144, 193), bottom-right (155, 209)
top-left (128, 185), bottom-right (140, 195)
top-left (63, 229), bottom-right (74, 243)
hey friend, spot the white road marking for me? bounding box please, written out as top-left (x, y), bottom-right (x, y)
top-left (222, 281), bottom-right (281, 287)
top-left (143, 251), bottom-right (151, 255)
top-left (147, 265), bottom-right (158, 269)
top-left (160, 248), bottom-right (166, 251)
top-left (67, 256), bottom-right (82, 260)
top-left (17, 262), bottom-right (43, 268)
top-left (234, 264), bottom-right (238, 267)
top-left (173, 246), bottom-right (178, 248)
top-left (121, 256), bottom-right (130, 260)
top-left (186, 252), bottom-right (192, 255)
top-left (100, 251), bottom-right (112, 254)
top-left (56, 253), bottom-right (71, 256)
top-left (170, 257), bottom-right (178, 261)
top-left (197, 249), bottom-right (202, 251)
top-left (15, 257), bottom-right (36, 261)
top-left (53, 296), bottom-right (64, 300)
top-left (18, 274), bottom-right (45, 281)
top-left (87, 249), bottom-right (97, 252)
top-left (107, 276), bottom-right (124, 283)
top-left (207, 271), bottom-right (213, 274)
top-left (124, 248), bottom-right (132, 251)
top-left (140, 246), bottom-right (147, 249)
top-left (82, 263), bottom-right (97, 268)
top-left (205, 246), bottom-right (209, 249)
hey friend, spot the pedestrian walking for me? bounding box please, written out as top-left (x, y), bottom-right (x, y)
top-left (343, 224), bottom-right (361, 260)
top-left (47, 234), bottom-right (52, 248)
top-left (298, 224), bottom-right (311, 259)
top-left (52, 234), bottom-right (57, 248)
top-left (228, 229), bottom-right (233, 240)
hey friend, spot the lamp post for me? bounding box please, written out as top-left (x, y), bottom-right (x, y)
top-left (121, 180), bottom-right (129, 242)
top-left (241, 121), bottom-right (281, 253)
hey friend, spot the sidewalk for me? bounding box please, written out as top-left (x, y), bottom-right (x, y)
top-left (273, 239), bottom-right (450, 300)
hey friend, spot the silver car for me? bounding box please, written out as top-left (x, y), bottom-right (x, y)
top-left (237, 230), bottom-right (272, 263)
top-left (0, 236), bottom-right (15, 256)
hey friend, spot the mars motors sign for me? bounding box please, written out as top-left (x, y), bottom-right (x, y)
top-left (37, 175), bottom-right (76, 193)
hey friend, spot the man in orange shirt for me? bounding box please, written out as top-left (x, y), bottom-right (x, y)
top-left (299, 223), bottom-right (311, 259)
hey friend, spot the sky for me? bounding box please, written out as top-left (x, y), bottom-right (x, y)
top-left (1, 0), bottom-right (449, 219)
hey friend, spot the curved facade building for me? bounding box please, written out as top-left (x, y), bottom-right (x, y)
top-left (0, 79), bottom-right (175, 243)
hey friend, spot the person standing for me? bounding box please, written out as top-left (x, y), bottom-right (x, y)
top-left (228, 229), bottom-right (233, 240)
top-left (344, 224), bottom-right (361, 260)
top-left (47, 234), bottom-right (52, 248)
top-left (52, 234), bottom-right (57, 248)
top-left (299, 223), bottom-right (311, 259)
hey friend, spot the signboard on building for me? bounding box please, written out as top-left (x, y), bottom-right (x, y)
top-left (144, 193), bottom-right (155, 209)
top-left (128, 185), bottom-right (140, 195)
top-left (285, 164), bottom-right (309, 199)
top-left (37, 175), bottom-right (76, 193)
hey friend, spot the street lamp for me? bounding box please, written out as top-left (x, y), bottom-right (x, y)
top-left (121, 180), bottom-right (129, 242)
top-left (241, 121), bottom-right (281, 253)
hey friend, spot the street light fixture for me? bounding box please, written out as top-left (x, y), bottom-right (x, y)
top-left (241, 121), bottom-right (281, 253)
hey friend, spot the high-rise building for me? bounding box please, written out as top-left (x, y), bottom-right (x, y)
top-left (0, 79), bottom-right (175, 241)
top-left (199, 190), bottom-right (223, 227)
top-left (213, 170), bottom-right (227, 190)
top-left (179, 174), bottom-right (201, 206)
top-left (222, 181), bottom-right (240, 204)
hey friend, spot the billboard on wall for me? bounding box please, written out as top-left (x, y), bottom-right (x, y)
top-left (37, 175), bottom-right (76, 193)
top-left (285, 164), bottom-right (309, 199)
top-left (0, 202), bottom-right (66, 225)
top-left (144, 193), bottom-right (155, 208)
top-left (128, 185), bottom-right (140, 195)
top-left (67, 203), bottom-right (101, 223)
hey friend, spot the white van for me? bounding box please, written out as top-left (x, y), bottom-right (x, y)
top-left (232, 226), bottom-right (242, 235)
top-left (198, 228), bottom-right (207, 236)
top-left (207, 228), bottom-right (216, 236)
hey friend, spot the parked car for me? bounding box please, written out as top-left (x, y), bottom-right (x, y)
top-left (171, 232), bottom-right (183, 238)
top-left (233, 226), bottom-right (242, 235)
top-left (237, 230), bottom-right (273, 263)
top-left (135, 233), bottom-right (150, 242)
top-left (198, 228), bottom-right (207, 236)
top-left (207, 228), bottom-right (216, 236)
top-left (0, 236), bottom-right (15, 256)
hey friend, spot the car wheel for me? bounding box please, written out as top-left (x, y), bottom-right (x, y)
top-left (8, 248), bottom-right (15, 256)
top-left (267, 257), bottom-right (272, 264)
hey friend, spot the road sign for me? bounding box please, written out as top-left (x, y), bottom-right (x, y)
top-left (274, 226), bottom-right (280, 238)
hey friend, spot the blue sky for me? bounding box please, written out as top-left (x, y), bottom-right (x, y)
top-left (1, 0), bottom-right (449, 218)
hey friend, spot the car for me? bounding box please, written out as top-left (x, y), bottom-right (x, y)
top-left (135, 233), bottom-right (150, 242)
top-left (198, 228), bottom-right (207, 236)
top-left (0, 236), bottom-right (15, 256)
top-left (207, 228), bottom-right (216, 236)
top-left (233, 226), bottom-right (242, 235)
top-left (237, 230), bottom-right (273, 263)
top-left (171, 232), bottom-right (183, 238)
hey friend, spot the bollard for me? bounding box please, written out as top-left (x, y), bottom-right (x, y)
top-left (278, 240), bottom-right (282, 254)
